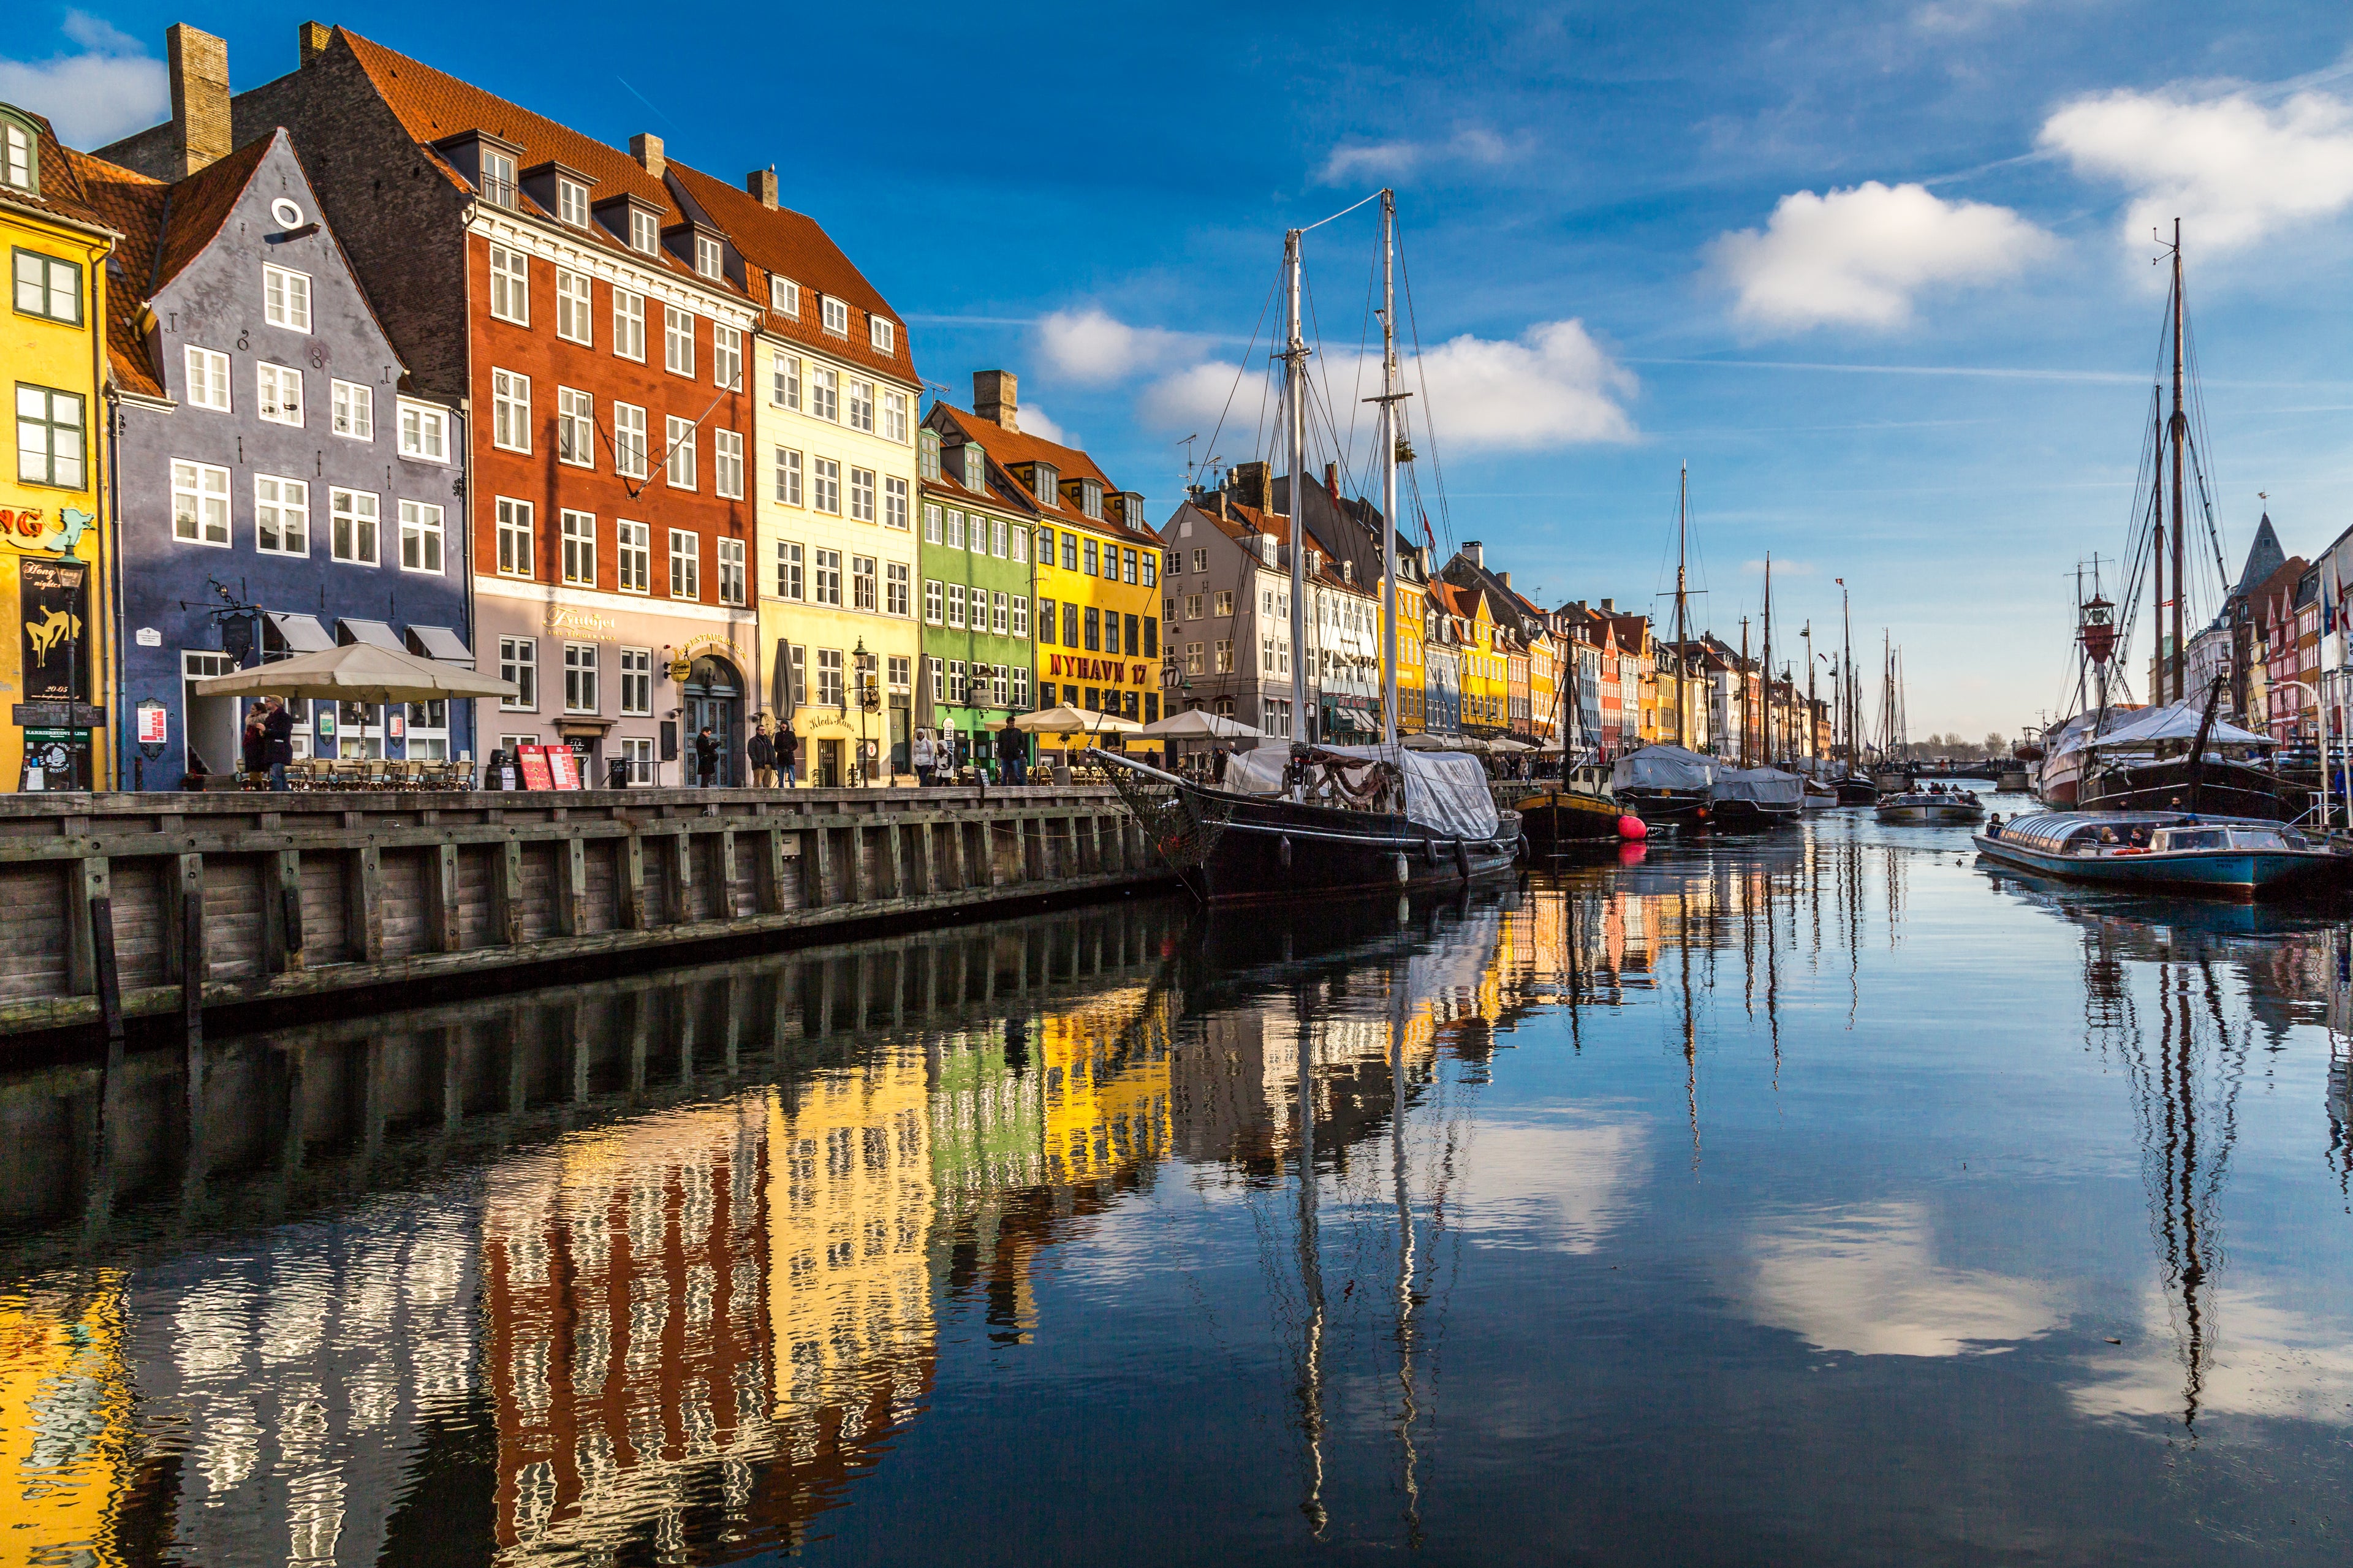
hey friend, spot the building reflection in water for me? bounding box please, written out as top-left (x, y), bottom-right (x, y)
top-left (3, 838), bottom-right (2352, 1562)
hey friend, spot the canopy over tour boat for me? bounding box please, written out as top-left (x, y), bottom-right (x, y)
top-left (1877, 784), bottom-right (1986, 825)
top-left (1974, 811), bottom-right (2349, 900)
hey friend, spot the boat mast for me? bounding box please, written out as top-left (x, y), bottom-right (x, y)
top-left (1284, 227), bottom-right (1309, 786)
top-left (1739, 616), bottom-right (1752, 768)
top-left (1674, 466), bottom-right (1690, 749)
top-left (1803, 620), bottom-right (1815, 765)
top-left (1763, 554), bottom-right (1774, 765)
top-left (1376, 192), bottom-right (1405, 748)
top-left (1841, 581), bottom-right (1853, 772)
top-left (2169, 218), bottom-right (2188, 711)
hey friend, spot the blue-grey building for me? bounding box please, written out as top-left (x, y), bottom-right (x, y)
top-left (83, 127), bottom-right (471, 786)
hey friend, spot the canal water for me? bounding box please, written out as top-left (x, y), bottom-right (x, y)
top-left (4, 804), bottom-right (2351, 1566)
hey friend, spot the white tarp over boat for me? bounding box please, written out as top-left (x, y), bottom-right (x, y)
top-left (1222, 743), bottom-right (1501, 840)
top-left (1610, 744), bottom-right (1716, 792)
top-left (1710, 766), bottom-right (1805, 807)
top-left (2087, 700), bottom-right (2272, 750)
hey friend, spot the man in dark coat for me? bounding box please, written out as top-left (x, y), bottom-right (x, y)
top-left (998, 721), bottom-right (1029, 786)
top-left (747, 721), bottom-right (778, 789)
top-left (262, 697), bottom-right (295, 790)
top-left (776, 724), bottom-right (800, 786)
top-left (693, 726), bottom-right (721, 787)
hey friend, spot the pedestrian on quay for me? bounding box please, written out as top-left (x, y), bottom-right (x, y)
top-left (999, 721), bottom-right (1028, 786)
top-left (241, 707), bottom-right (269, 785)
top-left (693, 725), bottom-right (721, 787)
top-left (262, 696), bottom-right (294, 790)
top-left (748, 719), bottom-right (779, 789)
top-left (912, 729), bottom-right (937, 786)
top-left (777, 723), bottom-right (799, 786)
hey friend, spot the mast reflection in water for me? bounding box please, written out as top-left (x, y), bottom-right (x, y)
top-left (4, 818), bottom-right (2353, 1566)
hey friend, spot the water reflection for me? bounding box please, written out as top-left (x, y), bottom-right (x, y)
top-left (3, 822), bottom-right (2352, 1563)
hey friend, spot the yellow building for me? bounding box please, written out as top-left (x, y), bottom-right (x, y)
top-left (2, 105), bottom-right (116, 790)
top-left (1383, 565), bottom-right (1428, 732)
top-left (1460, 587), bottom-right (1510, 734)
top-left (671, 165), bottom-right (925, 786)
top-left (930, 376), bottom-right (1163, 755)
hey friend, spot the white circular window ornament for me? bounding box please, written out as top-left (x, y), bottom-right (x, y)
top-left (271, 199), bottom-right (305, 228)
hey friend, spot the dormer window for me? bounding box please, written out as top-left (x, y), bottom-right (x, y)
top-left (556, 177), bottom-right (588, 227)
top-left (695, 235), bottom-right (723, 279)
top-left (1032, 463), bottom-right (1058, 507)
top-left (919, 429), bottom-right (941, 482)
top-left (2, 119), bottom-right (33, 192)
top-left (1079, 479), bottom-right (1103, 520)
top-left (630, 210), bottom-right (659, 255)
top-left (480, 148), bottom-right (518, 208)
top-left (870, 317), bottom-right (895, 354)
top-left (962, 443), bottom-right (983, 492)
top-left (771, 276), bottom-right (799, 316)
top-left (820, 295), bottom-right (848, 336)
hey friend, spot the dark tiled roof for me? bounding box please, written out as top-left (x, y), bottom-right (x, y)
top-left (151, 135), bottom-right (275, 292)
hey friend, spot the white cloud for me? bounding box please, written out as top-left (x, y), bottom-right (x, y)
top-left (2039, 86), bottom-right (2353, 253)
top-left (1746, 1202), bottom-right (2060, 1357)
top-left (1015, 403), bottom-right (1072, 447)
top-left (2069, 1277), bottom-right (2353, 1428)
top-left (1319, 125), bottom-right (1529, 184)
top-left (1137, 360), bottom-right (1254, 437)
top-left (1411, 319), bottom-right (1639, 449)
top-left (1708, 181), bottom-right (2056, 333)
top-left (1034, 307), bottom-right (1197, 386)
top-left (0, 11), bottom-right (168, 148)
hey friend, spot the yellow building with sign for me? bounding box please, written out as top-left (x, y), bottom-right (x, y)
top-left (2, 105), bottom-right (116, 790)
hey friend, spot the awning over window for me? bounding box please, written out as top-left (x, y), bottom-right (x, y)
top-left (338, 618), bottom-right (403, 651)
top-left (406, 624), bottom-right (475, 667)
top-left (267, 612), bottom-right (335, 653)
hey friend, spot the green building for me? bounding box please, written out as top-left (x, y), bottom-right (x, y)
top-left (917, 420), bottom-right (1039, 770)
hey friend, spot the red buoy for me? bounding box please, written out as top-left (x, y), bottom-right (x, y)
top-left (1618, 814), bottom-right (1647, 841)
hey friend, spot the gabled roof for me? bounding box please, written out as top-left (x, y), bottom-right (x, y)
top-left (151, 135), bottom-right (275, 293)
top-left (56, 145), bottom-right (168, 396)
top-left (0, 103), bottom-right (116, 235)
top-left (930, 403), bottom-right (1158, 548)
top-left (2234, 513), bottom-right (2287, 599)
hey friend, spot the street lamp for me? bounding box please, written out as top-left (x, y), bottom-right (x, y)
top-left (852, 638), bottom-right (879, 786)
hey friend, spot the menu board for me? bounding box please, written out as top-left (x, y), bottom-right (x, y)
top-left (516, 744), bottom-right (556, 790)
top-left (545, 745), bottom-right (582, 790)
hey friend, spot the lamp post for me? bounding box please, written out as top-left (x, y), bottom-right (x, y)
top-left (853, 638), bottom-right (879, 786)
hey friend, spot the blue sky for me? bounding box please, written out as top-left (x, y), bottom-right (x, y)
top-left (10, 1), bottom-right (2353, 738)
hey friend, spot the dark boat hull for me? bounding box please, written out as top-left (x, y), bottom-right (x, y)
top-left (1183, 793), bottom-right (1521, 903)
top-left (2082, 758), bottom-right (2308, 822)
top-left (1618, 788), bottom-right (1711, 831)
top-left (1835, 778), bottom-right (1879, 805)
top-left (1708, 798), bottom-right (1801, 831)
top-left (1515, 789), bottom-right (1623, 849)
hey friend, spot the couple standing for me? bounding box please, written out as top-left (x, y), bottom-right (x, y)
top-left (241, 697), bottom-right (295, 789)
top-left (745, 716), bottom-right (798, 788)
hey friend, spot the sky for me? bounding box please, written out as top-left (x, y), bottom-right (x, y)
top-left (10, 1), bottom-right (2353, 739)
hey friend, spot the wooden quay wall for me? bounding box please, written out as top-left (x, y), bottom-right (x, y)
top-left (0, 784), bottom-right (1170, 1039)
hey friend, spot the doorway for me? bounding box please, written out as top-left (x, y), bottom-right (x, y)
top-left (681, 656), bottom-right (741, 786)
top-left (183, 651), bottom-right (237, 778)
top-left (817, 738), bottom-right (843, 788)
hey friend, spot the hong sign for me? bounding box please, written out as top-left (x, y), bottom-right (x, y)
top-left (18, 558), bottom-right (89, 705)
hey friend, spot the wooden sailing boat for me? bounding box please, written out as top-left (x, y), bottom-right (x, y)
top-left (1610, 468), bottom-right (1715, 830)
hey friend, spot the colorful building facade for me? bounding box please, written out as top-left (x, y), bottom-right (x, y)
top-left (917, 421), bottom-right (1037, 768)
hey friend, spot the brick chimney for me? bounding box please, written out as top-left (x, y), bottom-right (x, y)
top-left (1599, 597), bottom-right (1615, 613)
top-left (1499, 570), bottom-right (1513, 588)
top-left (1463, 540), bottom-right (1484, 568)
top-left (297, 20), bottom-right (332, 67)
top-left (1230, 461), bottom-right (1270, 511)
top-left (746, 167), bottom-right (778, 208)
top-left (630, 132), bottom-right (664, 178)
top-left (166, 23), bottom-right (232, 178)
top-left (973, 369), bottom-right (1018, 432)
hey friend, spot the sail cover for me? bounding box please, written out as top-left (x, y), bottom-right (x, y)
top-left (1710, 766), bottom-right (1805, 807)
top-left (1222, 743), bottom-right (1501, 839)
top-left (1611, 744), bottom-right (1715, 792)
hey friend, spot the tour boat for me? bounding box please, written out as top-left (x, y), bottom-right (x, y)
top-left (1876, 786), bottom-right (1986, 825)
top-left (1972, 811), bottom-right (2349, 900)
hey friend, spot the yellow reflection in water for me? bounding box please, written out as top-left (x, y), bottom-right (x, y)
top-left (0, 1280), bottom-right (133, 1568)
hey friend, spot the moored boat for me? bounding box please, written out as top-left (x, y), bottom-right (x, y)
top-left (1710, 765), bottom-right (1804, 829)
top-left (1876, 786), bottom-right (1986, 825)
top-left (1973, 811), bottom-right (2349, 900)
top-left (1516, 760), bottom-right (1628, 850)
top-left (1610, 744), bottom-right (1714, 831)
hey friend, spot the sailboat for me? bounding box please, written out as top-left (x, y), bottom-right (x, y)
top-left (1610, 468), bottom-right (1716, 830)
top-left (1833, 583), bottom-right (1878, 804)
top-left (1098, 194), bottom-right (1522, 900)
top-left (1709, 553), bottom-right (1804, 828)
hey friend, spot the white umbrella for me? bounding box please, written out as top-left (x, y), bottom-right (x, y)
top-left (1487, 737), bottom-right (1534, 754)
top-left (1012, 704), bottom-right (1144, 736)
top-left (1138, 708), bottom-right (1265, 738)
top-left (1401, 731), bottom-right (1473, 752)
top-left (191, 640), bottom-right (515, 703)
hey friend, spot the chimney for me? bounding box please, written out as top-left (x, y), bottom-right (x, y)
top-left (297, 20), bottom-right (331, 67)
top-left (1600, 597), bottom-right (1615, 613)
top-left (1232, 461), bottom-right (1270, 512)
top-left (1499, 570), bottom-right (1513, 588)
top-left (167, 24), bottom-right (232, 178)
top-left (746, 167), bottom-right (778, 208)
top-left (1464, 540), bottom-right (1485, 567)
top-left (631, 133), bottom-right (665, 178)
top-left (973, 369), bottom-right (1018, 432)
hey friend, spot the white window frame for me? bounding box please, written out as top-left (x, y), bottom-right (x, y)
top-left (811, 456), bottom-right (840, 514)
top-left (555, 268), bottom-right (593, 345)
top-left (556, 177), bottom-right (589, 227)
top-left (613, 403), bottom-right (648, 479)
top-left (664, 305), bottom-right (695, 377)
top-left (846, 379), bottom-right (874, 433)
top-left (775, 540), bottom-right (804, 600)
top-left (330, 487), bottom-right (379, 565)
top-left (171, 460), bottom-right (230, 547)
top-left (848, 467), bottom-right (875, 523)
top-left (1010, 596), bottom-right (1030, 638)
top-left (253, 474), bottom-right (309, 556)
top-left (1011, 526), bottom-right (1028, 564)
top-left (946, 582), bottom-right (966, 631)
top-left (851, 555), bottom-right (877, 612)
top-left (399, 499), bottom-right (445, 574)
top-left (924, 578), bottom-right (943, 623)
top-left (817, 648), bottom-right (844, 707)
top-left (629, 208), bottom-right (659, 255)
top-left (694, 234), bottom-right (723, 279)
top-left (491, 367), bottom-right (531, 453)
top-left (665, 415), bottom-right (696, 490)
top-left (561, 509), bottom-right (596, 586)
top-left (330, 378), bottom-right (373, 440)
top-left (714, 430), bottom-right (744, 499)
top-left (713, 324), bottom-right (742, 390)
top-left (870, 317), bottom-right (895, 354)
top-left (771, 276), bottom-right (800, 316)
top-left (616, 519), bottom-right (651, 594)
top-left (820, 295), bottom-right (849, 336)
top-left (923, 504), bottom-right (942, 544)
top-left (256, 362), bottom-right (303, 427)
top-left (263, 263), bottom-right (311, 331)
top-left (499, 636), bottom-right (537, 711)
top-left (773, 446), bottom-right (802, 506)
top-left (620, 646), bottom-right (653, 717)
top-left (564, 642), bottom-right (599, 714)
top-left (557, 387), bottom-right (594, 468)
top-left (886, 560), bottom-right (909, 617)
top-left (398, 399), bottom-right (449, 462)
top-left (883, 475), bottom-right (909, 531)
top-left (488, 244), bottom-right (528, 325)
top-left (717, 537), bottom-right (746, 605)
top-left (496, 496), bottom-right (535, 578)
top-left (813, 548), bottom-right (842, 607)
top-left (808, 365), bottom-right (838, 422)
top-left (184, 346), bottom-right (230, 412)
top-left (612, 288), bottom-right (645, 362)
top-left (773, 353), bottom-right (801, 411)
top-left (669, 529), bottom-right (699, 599)
top-left (882, 389), bottom-right (908, 442)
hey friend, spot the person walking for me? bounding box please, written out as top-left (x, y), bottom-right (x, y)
top-left (693, 725), bottom-right (721, 787)
top-left (748, 720), bottom-right (779, 789)
top-left (912, 729), bottom-right (937, 786)
top-left (999, 721), bottom-right (1028, 786)
top-left (262, 697), bottom-right (295, 790)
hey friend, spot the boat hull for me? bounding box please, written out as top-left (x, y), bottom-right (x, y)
top-left (1515, 789), bottom-right (1624, 849)
top-left (1877, 803), bottom-right (1984, 825)
top-left (1708, 798), bottom-right (1801, 830)
top-left (1971, 834), bottom-right (2345, 900)
top-left (1835, 778), bottom-right (1879, 806)
top-left (1618, 788), bottom-right (1711, 830)
top-left (2082, 758), bottom-right (2308, 822)
top-left (1178, 793), bottom-right (1521, 904)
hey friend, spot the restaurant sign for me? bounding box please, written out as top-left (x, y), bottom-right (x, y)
top-left (18, 558), bottom-right (89, 705)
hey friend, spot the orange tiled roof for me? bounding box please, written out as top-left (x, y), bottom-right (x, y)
top-left (0, 107), bottom-right (115, 234)
top-left (932, 403), bottom-right (1160, 547)
top-left (56, 145), bottom-right (167, 396)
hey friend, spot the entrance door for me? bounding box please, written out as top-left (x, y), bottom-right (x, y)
top-left (183, 651), bottom-right (238, 778)
top-left (681, 656), bottom-right (741, 786)
top-left (818, 738), bottom-right (843, 788)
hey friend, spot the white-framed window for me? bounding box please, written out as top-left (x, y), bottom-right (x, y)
top-left (1079, 479), bottom-right (1102, 520)
top-left (714, 430), bottom-right (743, 498)
top-left (947, 659), bottom-right (967, 705)
top-left (499, 637), bottom-right (537, 711)
top-left (330, 378), bottom-right (372, 439)
top-left (398, 398), bottom-right (448, 461)
top-left (870, 317), bottom-right (895, 354)
top-left (171, 460), bottom-right (230, 546)
top-left (992, 518), bottom-right (1007, 557)
top-left (773, 353), bottom-right (800, 410)
top-left (496, 496), bottom-right (534, 577)
top-left (1010, 526), bottom-right (1028, 564)
top-left (330, 487), bottom-right (379, 564)
top-left (848, 466), bottom-right (874, 523)
top-left (882, 389), bottom-right (908, 442)
top-left (846, 379), bottom-right (874, 433)
top-left (886, 560), bottom-right (909, 616)
top-left (1192, 547), bottom-right (1208, 574)
top-left (184, 346), bottom-right (230, 411)
top-left (1033, 462), bottom-right (1059, 507)
top-left (1, 123), bottom-right (28, 192)
top-left (616, 519), bottom-right (651, 593)
top-left (669, 529), bottom-right (699, 599)
top-left (561, 509), bottom-right (596, 585)
top-left (945, 510), bottom-right (963, 550)
top-left (555, 268), bottom-right (593, 344)
top-left (1011, 596), bottom-right (1029, 638)
top-left (613, 403), bottom-right (647, 478)
top-left (564, 643), bottom-right (599, 713)
top-left (620, 647), bottom-right (653, 716)
top-left (889, 654), bottom-right (911, 694)
top-left (1012, 667), bottom-right (1030, 708)
top-left (817, 648), bottom-right (844, 707)
top-left (612, 288), bottom-right (645, 361)
top-left (851, 555), bottom-right (877, 612)
top-left (991, 665), bottom-right (1009, 706)
top-left (1186, 593), bottom-right (1205, 620)
top-left (813, 548), bottom-right (842, 606)
top-left (946, 582), bottom-right (966, 630)
top-left (928, 656), bottom-right (944, 702)
top-left (1216, 638), bottom-right (1234, 673)
top-left (1215, 589), bottom-right (1234, 616)
top-left (713, 324), bottom-right (741, 390)
top-left (924, 578), bottom-right (943, 623)
top-left (992, 591), bottom-right (1009, 635)
top-left (770, 276), bottom-right (799, 316)
top-left (820, 296), bottom-right (849, 336)
top-left (923, 504), bottom-right (942, 544)
top-left (491, 367), bottom-right (531, 452)
top-left (883, 475), bottom-right (908, 531)
top-left (1186, 642), bottom-right (1205, 675)
top-left (773, 446), bottom-right (801, 506)
top-left (556, 177), bottom-right (589, 227)
top-left (775, 539), bottom-right (803, 600)
top-left (479, 147), bottom-right (517, 206)
top-left (808, 365), bottom-right (838, 422)
top-left (263, 263), bottom-right (311, 331)
top-left (963, 444), bottom-right (985, 491)
top-left (257, 362), bottom-right (303, 426)
top-left (665, 416), bottom-right (695, 489)
top-left (557, 387), bottom-right (594, 467)
top-left (694, 234), bottom-right (723, 279)
top-left (487, 245), bottom-right (528, 325)
top-left (664, 305), bottom-right (694, 377)
top-left (812, 457), bottom-right (840, 514)
top-left (629, 208), bottom-right (659, 255)
top-left (718, 537), bottom-right (746, 605)
top-left (400, 500), bottom-right (445, 574)
top-left (252, 475), bottom-right (308, 555)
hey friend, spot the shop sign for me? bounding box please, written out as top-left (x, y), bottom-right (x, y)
top-left (136, 700), bottom-right (169, 746)
top-left (0, 502), bottom-right (95, 556)
top-left (135, 627), bottom-right (161, 647)
top-left (517, 745), bottom-right (556, 790)
top-left (547, 606), bottom-right (616, 637)
top-left (21, 727), bottom-right (89, 790)
top-left (18, 558), bottom-right (89, 703)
